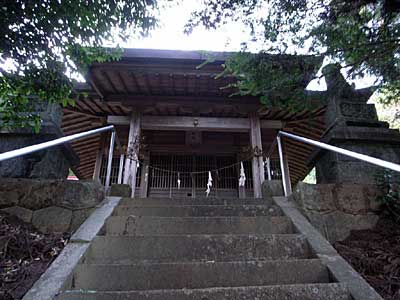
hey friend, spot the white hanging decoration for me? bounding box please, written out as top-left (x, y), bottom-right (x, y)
top-left (239, 162), bottom-right (246, 187)
top-left (177, 172), bottom-right (181, 189)
top-left (205, 171), bottom-right (212, 197)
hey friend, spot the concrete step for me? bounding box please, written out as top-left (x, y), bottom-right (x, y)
top-left (104, 216), bottom-right (293, 235)
top-left (57, 283), bottom-right (350, 300)
top-left (119, 197), bottom-right (271, 206)
top-left (83, 234), bottom-right (311, 264)
top-left (71, 259), bottom-right (329, 291)
top-left (112, 204), bottom-right (283, 217)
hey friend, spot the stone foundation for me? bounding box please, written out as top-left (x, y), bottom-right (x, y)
top-left (293, 182), bottom-right (381, 242)
top-left (0, 179), bottom-right (104, 233)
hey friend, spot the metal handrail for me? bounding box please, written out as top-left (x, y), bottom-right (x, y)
top-left (0, 125), bottom-right (123, 191)
top-left (267, 130), bottom-right (400, 197)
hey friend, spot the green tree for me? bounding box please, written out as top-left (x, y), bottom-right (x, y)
top-left (186, 0), bottom-right (400, 110)
top-left (0, 0), bottom-right (157, 131)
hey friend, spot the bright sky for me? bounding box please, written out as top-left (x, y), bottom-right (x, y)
top-left (124, 2), bottom-right (250, 52)
top-left (118, 1), bottom-right (376, 91)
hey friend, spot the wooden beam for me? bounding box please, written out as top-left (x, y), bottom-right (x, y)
top-left (102, 71), bottom-right (118, 93)
top-left (63, 107), bottom-right (105, 118)
top-left (63, 121), bottom-right (94, 133)
top-left (106, 94), bottom-right (260, 105)
top-left (108, 115), bottom-right (282, 132)
top-left (72, 137), bottom-right (100, 147)
top-left (73, 142), bottom-right (99, 152)
top-left (79, 160), bottom-right (97, 169)
top-left (63, 116), bottom-right (92, 127)
top-left (88, 75), bottom-right (104, 99)
top-left (284, 139), bottom-right (315, 152)
top-left (79, 161), bottom-right (97, 170)
top-left (76, 147), bottom-right (101, 156)
top-left (129, 72), bottom-right (142, 94)
top-left (286, 159), bottom-right (307, 173)
top-left (144, 144), bottom-right (242, 154)
top-left (76, 99), bottom-right (99, 115)
top-left (79, 165), bottom-right (96, 174)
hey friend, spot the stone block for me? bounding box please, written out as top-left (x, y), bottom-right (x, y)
top-left (262, 180), bottom-right (283, 198)
top-left (28, 147), bottom-right (70, 179)
top-left (294, 182), bottom-right (337, 213)
top-left (293, 182), bottom-right (382, 242)
top-left (58, 180), bottom-right (104, 209)
top-left (32, 206), bottom-right (72, 233)
top-left (20, 180), bottom-right (61, 210)
top-left (109, 184), bottom-right (132, 197)
top-left (1, 206), bottom-right (33, 223)
top-left (0, 179), bottom-right (104, 211)
top-left (306, 211), bottom-right (379, 242)
top-left (335, 184), bottom-right (368, 214)
top-left (0, 178), bottom-right (31, 208)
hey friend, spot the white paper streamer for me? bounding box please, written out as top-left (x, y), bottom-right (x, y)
top-left (239, 162), bottom-right (246, 187)
top-left (205, 171), bottom-right (212, 197)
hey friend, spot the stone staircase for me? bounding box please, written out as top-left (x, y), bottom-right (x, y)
top-left (56, 197), bottom-right (351, 300)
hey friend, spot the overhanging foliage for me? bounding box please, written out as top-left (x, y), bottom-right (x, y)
top-left (187, 0), bottom-right (400, 110)
top-left (0, 0), bottom-right (157, 131)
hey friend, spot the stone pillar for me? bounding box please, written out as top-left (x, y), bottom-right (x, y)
top-left (123, 111), bottom-right (141, 197)
top-left (313, 64), bottom-right (400, 184)
top-left (249, 114), bottom-right (265, 198)
top-left (0, 102), bottom-right (78, 179)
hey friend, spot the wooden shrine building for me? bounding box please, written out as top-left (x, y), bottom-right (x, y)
top-left (63, 49), bottom-right (326, 198)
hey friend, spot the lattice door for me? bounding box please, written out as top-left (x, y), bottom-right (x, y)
top-left (148, 154), bottom-right (246, 198)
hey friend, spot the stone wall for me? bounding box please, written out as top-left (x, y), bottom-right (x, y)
top-left (293, 182), bottom-right (381, 242)
top-left (0, 179), bottom-right (104, 233)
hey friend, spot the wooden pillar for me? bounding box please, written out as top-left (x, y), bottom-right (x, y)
top-left (139, 153), bottom-right (150, 198)
top-left (93, 133), bottom-right (106, 181)
top-left (123, 111), bottom-right (141, 197)
top-left (249, 114), bottom-right (265, 198)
